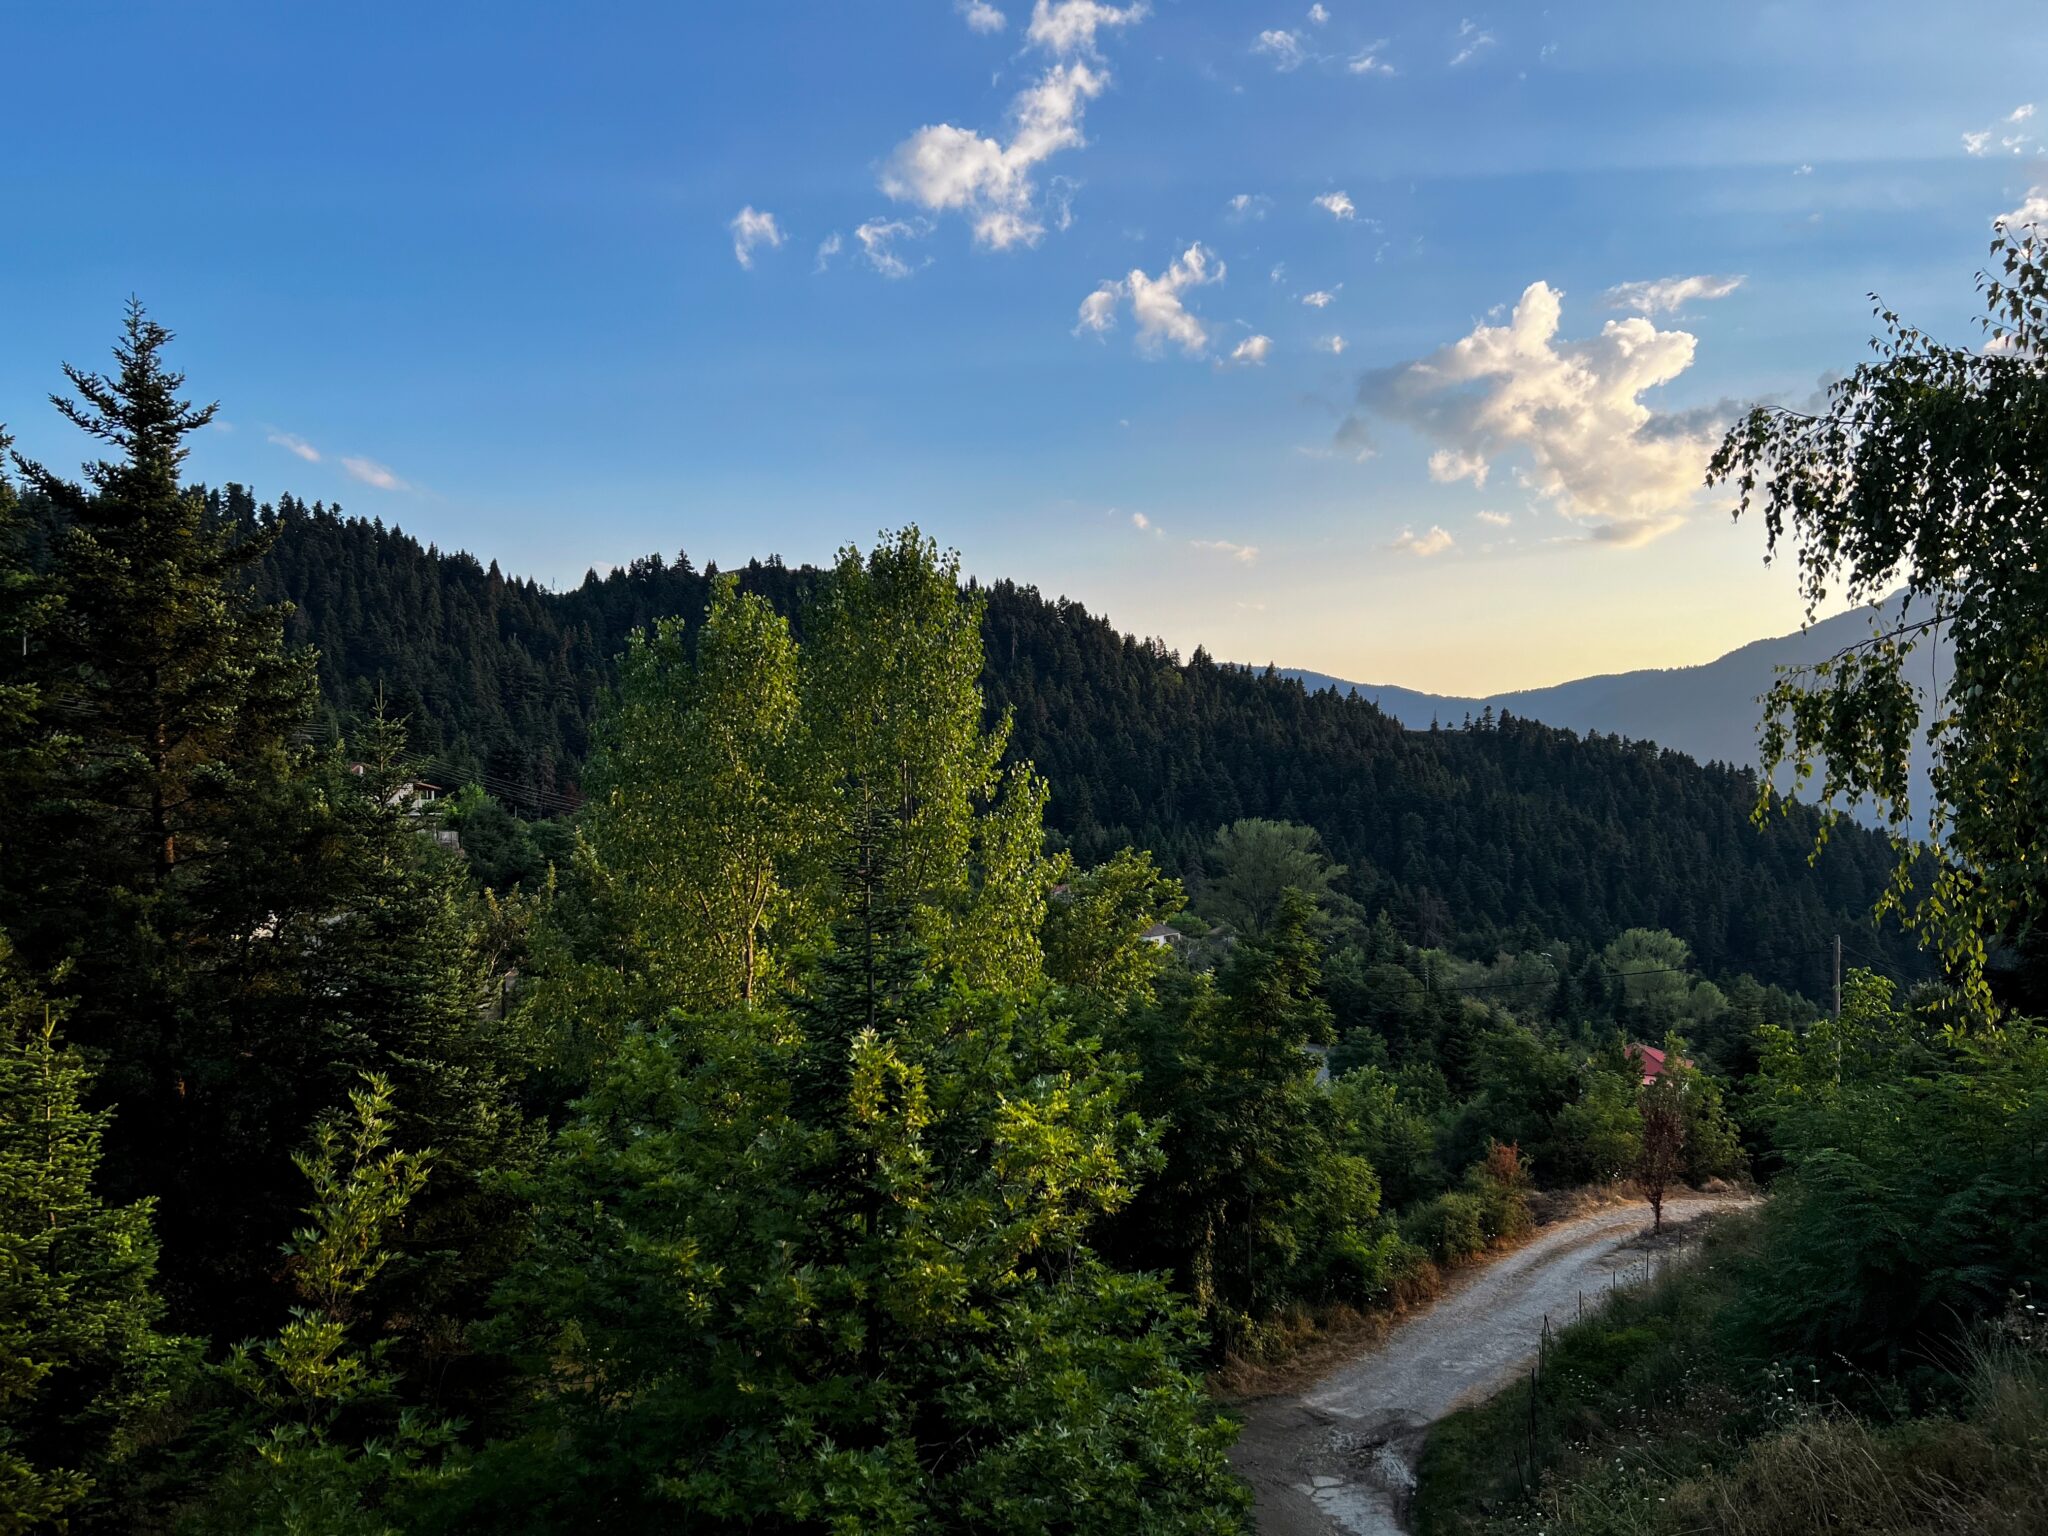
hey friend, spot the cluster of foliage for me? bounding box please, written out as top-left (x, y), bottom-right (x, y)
top-left (0, 306), bottom-right (1811, 1535)
top-left (0, 317), bottom-right (1275, 1532)
top-left (193, 487), bottom-right (1932, 998)
top-left (1415, 225), bottom-right (2048, 1536)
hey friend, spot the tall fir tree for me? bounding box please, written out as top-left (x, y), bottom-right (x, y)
top-left (0, 937), bottom-right (179, 1532)
top-left (4, 306), bottom-right (315, 1258)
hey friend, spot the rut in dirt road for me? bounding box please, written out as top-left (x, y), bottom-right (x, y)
top-left (1228, 1196), bottom-right (1750, 1536)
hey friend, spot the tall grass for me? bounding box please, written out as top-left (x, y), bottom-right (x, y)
top-left (1414, 1216), bottom-right (2048, 1536)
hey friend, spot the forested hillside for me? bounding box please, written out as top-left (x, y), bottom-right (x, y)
top-left (228, 490), bottom-right (1919, 998)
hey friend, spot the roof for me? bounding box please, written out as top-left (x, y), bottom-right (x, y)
top-left (1627, 1042), bottom-right (1690, 1086)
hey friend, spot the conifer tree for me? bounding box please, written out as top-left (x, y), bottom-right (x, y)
top-left (0, 937), bottom-right (178, 1532)
top-left (194, 1074), bottom-right (460, 1536)
top-left (3, 306), bottom-right (315, 1294)
top-left (0, 433), bottom-right (55, 845)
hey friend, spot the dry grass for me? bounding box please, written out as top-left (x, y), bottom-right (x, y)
top-left (1211, 1181), bottom-right (1710, 1402)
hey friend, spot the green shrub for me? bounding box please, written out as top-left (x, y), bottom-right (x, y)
top-left (1405, 1192), bottom-right (1488, 1265)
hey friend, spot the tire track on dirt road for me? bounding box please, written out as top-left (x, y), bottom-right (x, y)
top-left (1228, 1195), bottom-right (1752, 1536)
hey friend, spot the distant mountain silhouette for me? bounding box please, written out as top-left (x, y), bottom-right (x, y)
top-left (1284, 597), bottom-right (1944, 828)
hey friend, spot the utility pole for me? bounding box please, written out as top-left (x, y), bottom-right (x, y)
top-left (1833, 934), bottom-right (1843, 1020)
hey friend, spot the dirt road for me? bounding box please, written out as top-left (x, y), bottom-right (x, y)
top-left (1229, 1197), bottom-right (1744, 1536)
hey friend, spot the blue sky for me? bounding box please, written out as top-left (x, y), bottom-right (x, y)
top-left (4, 1), bottom-right (2044, 692)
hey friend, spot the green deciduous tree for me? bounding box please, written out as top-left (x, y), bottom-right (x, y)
top-left (584, 576), bottom-right (816, 1009)
top-left (448, 846), bottom-right (1246, 1534)
top-left (1199, 819), bottom-right (1355, 939)
top-left (0, 939), bottom-right (178, 1533)
top-left (802, 530), bottom-right (1054, 991)
top-left (1042, 847), bottom-right (1185, 1016)
top-left (1709, 224), bottom-right (2048, 1018)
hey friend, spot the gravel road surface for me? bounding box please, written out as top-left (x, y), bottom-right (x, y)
top-left (1229, 1196), bottom-right (1746, 1536)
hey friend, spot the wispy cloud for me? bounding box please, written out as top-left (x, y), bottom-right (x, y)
top-left (1316, 334), bottom-right (1347, 354)
top-left (1228, 334), bottom-right (1273, 366)
top-left (1602, 273), bottom-right (1745, 315)
top-left (729, 205), bottom-right (784, 269)
top-left (1226, 192), bottom-right (1271, 221)
top-left (1193, 538), bottom-right (1259, 563)
top-left (341, 456), bottom-right (410, 493)
top-left (1313, 190), bottom-right (1356, 220)
top-left (1075, 242), bottom-right (1225, 356)
top-left (814, 232), bottom-right (843, 271)
top-left (1448, 17), bottom-right (1495, 66)
top-left (1476, 509), bottom-right (1513, 527)
top-left (267, 430), bottom-right (320, 463)
top-left (1254, 29), bottom-right (1308, 70)
top-left (1131, 509), bottom-right (1164, 536)
top-left (1025, 0), bottom-right (1147, 57)
top-left (1307, 3), bottom-right (1329, 21)
top-left (1389, 525), bottom-right (1455, 557)
top-left (956, 0), bottom-right (1006, 33)
top-left (1347, 42), bottom-right (1394, 75)
top-left (1964, 102), bottom-right (2037, 156)
top-left (880, 3), bottom-right (1145, 251)
top-left (855, 218), bottom-right (930, 278)
top-left (1302, 289), bottom-right (1337, 308)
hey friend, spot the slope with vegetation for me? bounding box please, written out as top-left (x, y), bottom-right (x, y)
top-left (0, 306), bottom-right (1793, 1535)
top-left (179, 481), bottom-right (1931, 999)
top-left (1412, 223), bottom-right (2048, 1536)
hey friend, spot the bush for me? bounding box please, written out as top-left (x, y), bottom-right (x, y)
top-left (1405, 1192), bottom-right (1488, 1266)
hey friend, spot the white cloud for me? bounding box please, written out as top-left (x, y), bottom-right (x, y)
top-left (1965, 104), bottom-right (2039, 157)
top-left (1428, 448), bottom-right (1490, 485)
top-left (1476, 509), bottom-right (1513, 527)
top-left (1996, 186), bottom-right (2048, 234)
top-left (1229, 334), bottom-right (1273, 365)
top-left (267, 430), bottom-right (320, 463)
top-left (1308, 2), bottom-right (1330, 20)
top-left (1602, 273), bottom-right (1745, 315)
top-left (1389, 525), bottom-right (1455, 557)
top-left (1227, 192), bottom-right (1271, 221)
top-left (881, 60), bottom-right (1109, 248)
top-left (1347, 42), bottom-right (1394, 75)
top-left (1449, 18), bottom-right (1495, 65)
top-left (341, 456), bottom-right (409, 492)
top-left (1025, 0), bottom-right (1146, 57)
top-left (1794, 163), bottom-right (1814, 175)
top-left (1302, 289), bottom-right (1336, 307)
top-left (1255, 29), bottom-right (1308, 70)
top-left (856, 217), bottom-right (930, 277)
top-left (1350, 280), bottom-right (1718, 546)
top-left (1075, 243), bottom-right (1225, 356)
top-left (815, 231), bottom-right (843, 271)
top-left (957, 0), bottom-right (1006, 32)
top-left (729, 205), bottom-right (784, 269)
top-left (1075, 282), bottom-right (1121, 335)
top-left (1313, 190), bottom-right (1356, 220)
top-left (1130, 510), bottom-right (1165, 535)
top-left (1193, 538), bottom-right (1259, 563)
top-left (1316, 334), bottom-right (1346, 354)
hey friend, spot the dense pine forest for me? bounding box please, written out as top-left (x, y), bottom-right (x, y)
top-left (214, 491), bottom-right (1919, 998)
